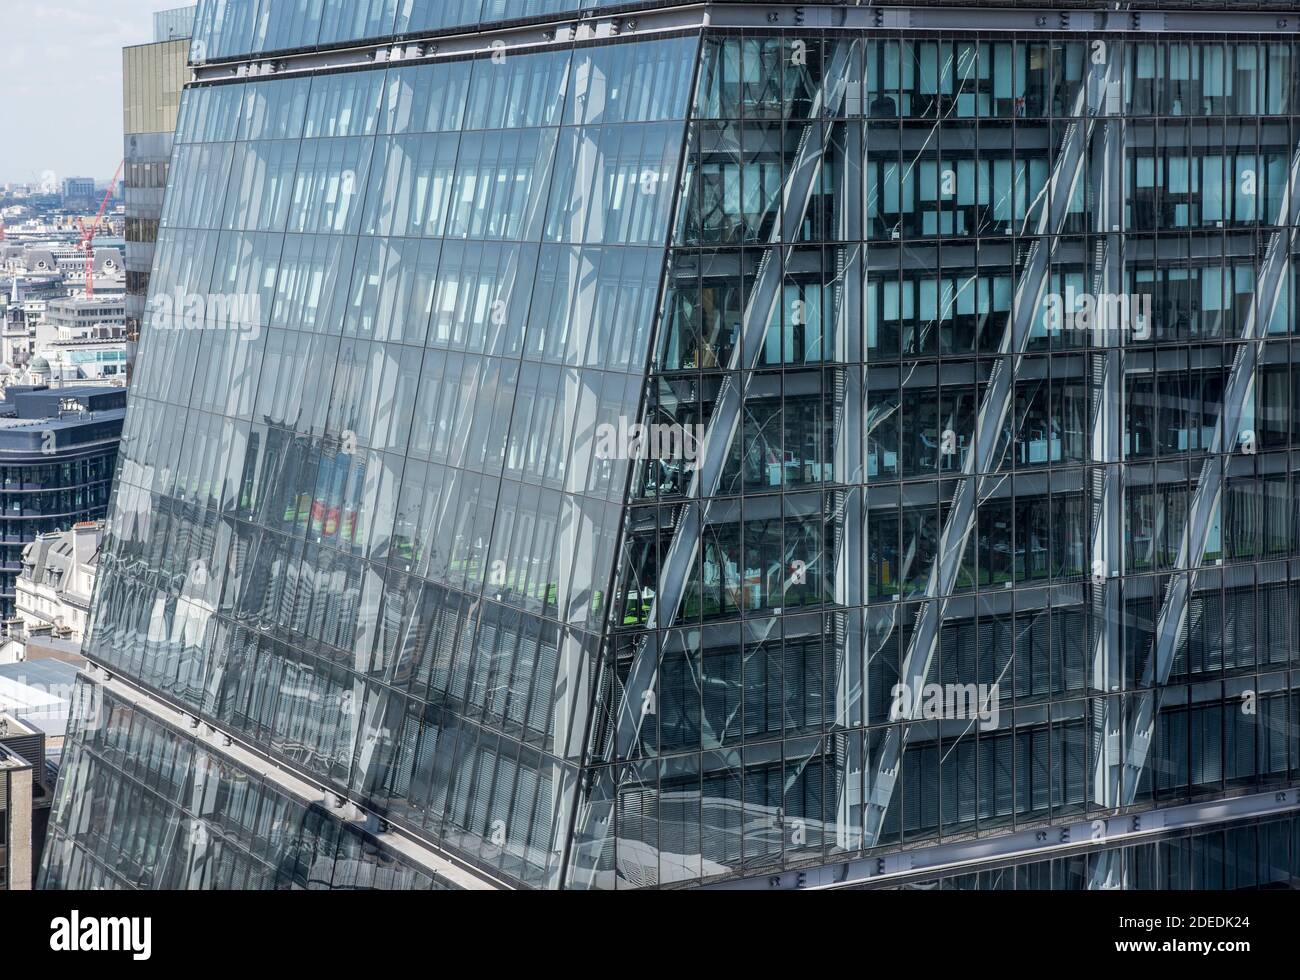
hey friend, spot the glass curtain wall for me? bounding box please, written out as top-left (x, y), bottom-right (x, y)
top-left (42, 9), bottom-right (1300, 891)
top-left (41, 678), bottom-right (448, 890)
top-left (46, 34), bottom-right (698, 890)
top-left (571, 31), bottom-right (1300, 889)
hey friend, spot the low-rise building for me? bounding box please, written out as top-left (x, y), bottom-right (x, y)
top-left (60, 178), bottom-right (95, 210)
top-left (0, 738), bottom-right (37, 890)
top-left (15, 522), bottom-right (101, 644)
top-left (0, 657), bottom-right (79, 890)
top-left (43, 295), bottom-right (126, 334)
top-left (6, 245), bottom-right (122, 290)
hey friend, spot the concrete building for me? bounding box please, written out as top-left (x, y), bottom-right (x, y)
top-left (0, 278), bottom-right (39, 373)
top-left (38, 294), bottom-right (129, 383)
top-left (15, 522), bottom-right (102, 644)
top-left (0, 657), bottom-right (79, 889)
top-left (60, 178), bottom-right (95, 211)
top-left (44, 296), bottom-right (126, 334)
top-left (2, 244), bottom-right (122, 295)
top-left (29, 345), bottom-right (127, 385)
top-left (0, 739), bottom-right (36, 890)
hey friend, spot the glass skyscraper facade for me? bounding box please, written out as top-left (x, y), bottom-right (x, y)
top-left (40, 0), bottom-right (1300, 890)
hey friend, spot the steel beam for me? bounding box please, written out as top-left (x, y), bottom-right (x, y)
top-left (1108, 138), bottom-right (1300, 816)
top-left (612, 38), bottom-right (860, 761)
top-left (863, 51), bottom-right (1123, 847)
top-left (701, 785), bottom-right (1300, 890)
top-left (1087, 66), bottom-right (1128, 818)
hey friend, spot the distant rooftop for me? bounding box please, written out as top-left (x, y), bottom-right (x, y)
top-left (47, 295), bottom-right (126, 312)
top-left (0, 740), bottom-right (33, 770)
top-left (0, 385), bottom-right (127, 421)
top-left (22, 520), bottom-right (104, 592)
top-left (0, 385), bottom-right (126, 453)
top-left (0, 658), bottom-right (79, 739)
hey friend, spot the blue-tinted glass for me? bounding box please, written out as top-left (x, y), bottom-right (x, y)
top-left (47, 10), bottom-right (1300, 894)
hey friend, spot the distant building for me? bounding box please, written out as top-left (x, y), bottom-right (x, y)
top-left (0, 256), bottom-right (64, 304)
top-left (0, 386), bottom-right (123, 619)
top-left (14, 292), bottom-right (128, 385)
top-left (0, 276), bottom-right (39, 371)
top-left (0, 248), bottom-right (126, 389)
top-left (43, 296), bottom-right (126, 335)
top-left (15, 522), bottom-right (102, 644)
top-left (123, 7), bottom-right (194, 382)
top-left (0, 657), bottom-right (79, 890)
top-left (31, 345), bottom-right (127, 385)
top-left (60, 179), bottom-right (94, 210)
top-left (4, 244), bottom-right (122, 293)
top-left (0, 739), bottom-right (37, 890)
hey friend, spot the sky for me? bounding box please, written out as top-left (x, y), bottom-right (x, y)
top-left (0, 1), bottom-right (160, 185)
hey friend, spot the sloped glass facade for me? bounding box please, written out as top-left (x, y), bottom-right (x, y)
top-left (44, 26), bottom-right (699, 890)
top-left (42, 1), bottom-right (1300, 890)
top-left (41, 677), bottom-right (449, 889)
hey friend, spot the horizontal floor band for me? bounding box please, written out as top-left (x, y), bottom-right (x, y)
top-left (192, 3), bottom-right (1300, 84)
top-left (703, 783), bottom-right (1300, 889)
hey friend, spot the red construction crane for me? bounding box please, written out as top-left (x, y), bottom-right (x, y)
top-left (76, 161), bottom-right (124, 299)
